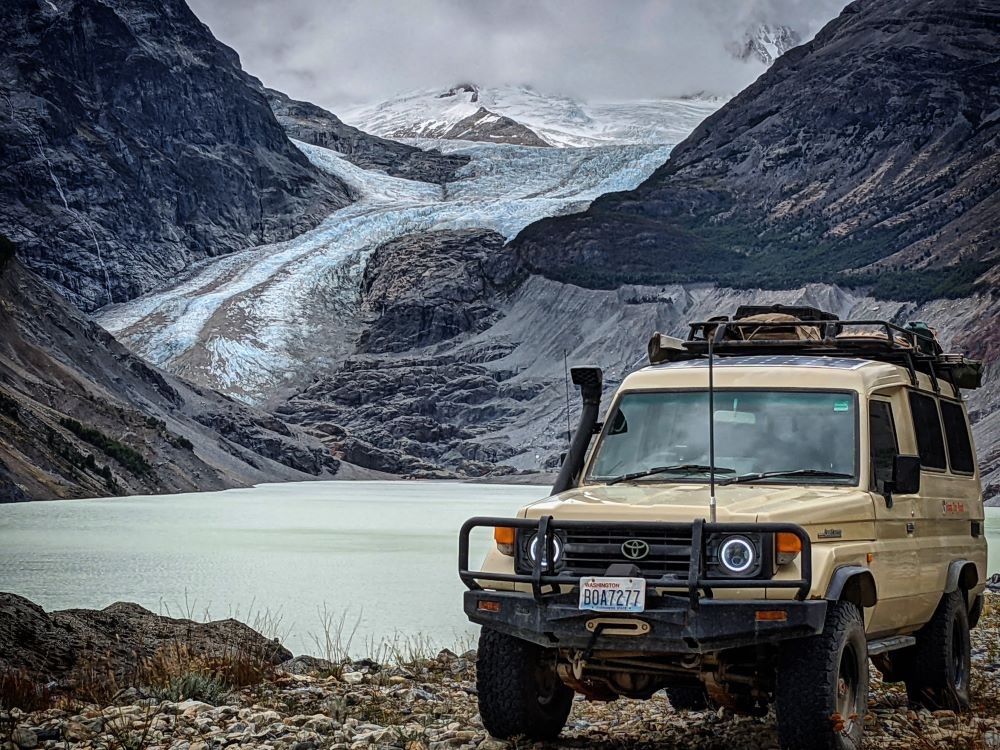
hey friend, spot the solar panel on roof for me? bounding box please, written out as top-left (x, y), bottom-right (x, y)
top-left (652, 355), bottom-right (870, 370)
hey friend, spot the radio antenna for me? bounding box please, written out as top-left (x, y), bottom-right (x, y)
top-left (708, 331), bottom-right (717, 523)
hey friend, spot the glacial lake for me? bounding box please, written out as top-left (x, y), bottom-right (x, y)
top-left (1, 481), bottom-right (998, 658)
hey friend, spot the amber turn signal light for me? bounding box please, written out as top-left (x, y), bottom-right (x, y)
top-left (494, 526), bottom-right (515, 556)
top-left (494, 527), bottom-right (515, 545)
top-left (776, 532), bottom-right (802, 554)
top-left (477, 600), bottom-right (502, 613)
top-left (775, 532), bottom-right (802, 566)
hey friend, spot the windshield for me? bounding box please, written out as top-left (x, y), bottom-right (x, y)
top-left (588, 390), bottom-right (858, 485)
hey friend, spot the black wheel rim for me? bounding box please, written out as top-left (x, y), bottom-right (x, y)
top-left (836, 643), bottom-right (861, 735)
top-left (951, 618), bottom-right (968, 692)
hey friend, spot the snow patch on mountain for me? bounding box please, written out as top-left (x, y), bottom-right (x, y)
top-left (343, 85), bottom-right (722, 148)
top-left (727, 24), bottom-right (801, 65)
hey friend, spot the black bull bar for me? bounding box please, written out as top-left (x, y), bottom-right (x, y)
top-left (458, 516), bottom-right (813, 605)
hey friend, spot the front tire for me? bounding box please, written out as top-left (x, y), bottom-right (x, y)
top-left (904, 590), bottom-right (971, 711)
top-left (476, 627), bottom-right (573, 740)
top-left (775, 601), bottom-right (868, 750)
top-left (664, 685), bottom-right (708, 711)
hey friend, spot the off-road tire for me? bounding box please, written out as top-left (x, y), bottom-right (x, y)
top-left (476, 627), bottom-right (573, 740)
top-left (969, 594), bottom-right (983, 630)
top-left (775, 601), bottom-right (868, 750)
top-left (904, 590), bottom-right (971, 711)
top-left (664, 686), bottom-right (709, 711)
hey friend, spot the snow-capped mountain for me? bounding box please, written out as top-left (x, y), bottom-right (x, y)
top-left (342, 84), bottom-right (723, 148)
top-left (727, 23), bottom-right (802, 65)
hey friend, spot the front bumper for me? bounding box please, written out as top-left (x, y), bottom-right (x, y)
top-left (465, 589), bottom-right (828, 653)
top-left (459, 515), bottom-right (822, 654)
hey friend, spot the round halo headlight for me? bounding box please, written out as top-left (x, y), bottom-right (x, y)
top-left (527, 534), bottom-right (563, 567)
top-left (719, 536), bottom-right (756, 575)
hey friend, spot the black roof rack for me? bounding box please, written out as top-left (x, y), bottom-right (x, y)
top-left (647, 305), bottom-right (983, 392)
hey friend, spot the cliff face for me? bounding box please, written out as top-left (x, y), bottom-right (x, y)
top-left (0, 256), bottom-right (340, 501)
top-left (512, 0), bottom-right (999, 298)
top-left (0, 0), bottom-right (352, 312)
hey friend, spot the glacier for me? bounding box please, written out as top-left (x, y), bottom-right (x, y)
top-left (97, 138), bottom-right (675, 402)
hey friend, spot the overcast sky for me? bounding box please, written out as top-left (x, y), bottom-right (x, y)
top-left (188, 0), bottom-right (848, 110)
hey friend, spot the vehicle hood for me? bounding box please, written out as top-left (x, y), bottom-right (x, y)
top-left (521, 483), bottom-right (877, 538)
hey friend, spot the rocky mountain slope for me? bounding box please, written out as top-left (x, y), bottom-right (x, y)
top-left (0, 247), bottom-right (342, 502)
top-left (512, 0), bottom-right (999, 298)
top-left (263, 88), bottom-right (470, 184)
top-left (274, 234), bottom-right (1000, 497)
top-left (0, 0), bottom-right (355, 312)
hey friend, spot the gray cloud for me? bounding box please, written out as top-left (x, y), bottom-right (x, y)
top-left (187, 0), bottom-right (848, 110)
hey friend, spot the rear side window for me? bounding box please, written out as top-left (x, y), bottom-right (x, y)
top-left (909, 392), bottom-right (946, 469)
top-left (940, 400), bottom-right (975, 474)
top-left (869, 401), bottom-right (898, 485)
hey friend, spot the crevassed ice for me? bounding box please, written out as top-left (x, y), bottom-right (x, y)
top-left (96, 138), bottom-right (675, 402)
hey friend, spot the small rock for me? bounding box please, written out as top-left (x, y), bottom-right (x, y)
top-left (341, 672), bottom-right (364, 685)
top-left (10, 728), bottom-right (38, 749)
top-left (64, 721), bottom-right (92, 742)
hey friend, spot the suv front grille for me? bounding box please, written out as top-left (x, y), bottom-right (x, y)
top-left (560, 526), bottom-right (693, 579)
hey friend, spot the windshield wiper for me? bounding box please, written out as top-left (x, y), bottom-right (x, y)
top-left (720, 469), bottom-right (854, 486)
top-left (605, 464), bottom-right (735, 486)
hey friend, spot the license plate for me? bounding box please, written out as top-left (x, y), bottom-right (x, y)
top-left (578, 577), bottom-right (646, 613)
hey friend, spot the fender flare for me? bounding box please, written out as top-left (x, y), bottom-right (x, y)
top-left (824, 565), bottom-right (878, 608)
top-left (944, 559), bottom-right (979, 594)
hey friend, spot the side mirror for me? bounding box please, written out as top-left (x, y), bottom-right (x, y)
top-left (889, 455), bottom-right (921, 496)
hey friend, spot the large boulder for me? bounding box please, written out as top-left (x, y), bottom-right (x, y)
top-left (0, 593), bottom-right (292, 688)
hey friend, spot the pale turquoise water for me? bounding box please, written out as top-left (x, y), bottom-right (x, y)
top-left (0, 481), bottom-right (546, 655)
top-left (1, 483), bottom-right (997, 656)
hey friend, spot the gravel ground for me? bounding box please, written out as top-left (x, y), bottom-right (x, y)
top-left (3, 602), bottom-right (998, 750)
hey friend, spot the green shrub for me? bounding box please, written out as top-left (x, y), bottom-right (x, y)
top-left (172, 435), bottom-right (194, 451)
top-left (841, 261), bottom-right (990, 303)
top-left (59, 417), bottom-right (153, 476)
top-left (152, 672), bottom-right (229, 705)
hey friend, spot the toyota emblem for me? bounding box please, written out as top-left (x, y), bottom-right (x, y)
top-left (621, 539), bottom-right (650, 560)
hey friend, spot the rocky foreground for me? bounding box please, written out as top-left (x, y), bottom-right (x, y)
top-left (2, 597), bottom-right (998, 750)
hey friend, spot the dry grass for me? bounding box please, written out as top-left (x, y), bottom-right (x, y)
top-left (0, 668), bottom-right (51, 713)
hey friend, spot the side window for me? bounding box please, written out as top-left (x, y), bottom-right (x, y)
top-left (940, 400), bottom-right (975, 474)
top-left (869, 400), bottom-right (898, 486)
top-left (908, 392), bottom-right (946, 469)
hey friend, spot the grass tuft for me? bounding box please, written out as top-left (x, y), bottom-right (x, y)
top-left (0, 668), bottom-right (51, 712)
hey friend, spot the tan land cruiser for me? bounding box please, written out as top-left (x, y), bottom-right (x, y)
top-left (458, 305), bottom-right (988, 750)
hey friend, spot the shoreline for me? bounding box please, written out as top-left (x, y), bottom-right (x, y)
top-left (2, 594), bottom-right (998, 750)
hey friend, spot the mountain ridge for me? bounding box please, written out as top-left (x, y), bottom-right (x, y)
top-left (343, 84), bottom-right (722, 148)
top-left (0, 0), bottom-right (354, 312)
top-left (511, 0), bottom-right (999, 296)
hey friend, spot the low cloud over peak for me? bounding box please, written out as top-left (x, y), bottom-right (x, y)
top-left (189, 0), bottom-right (847, 109)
